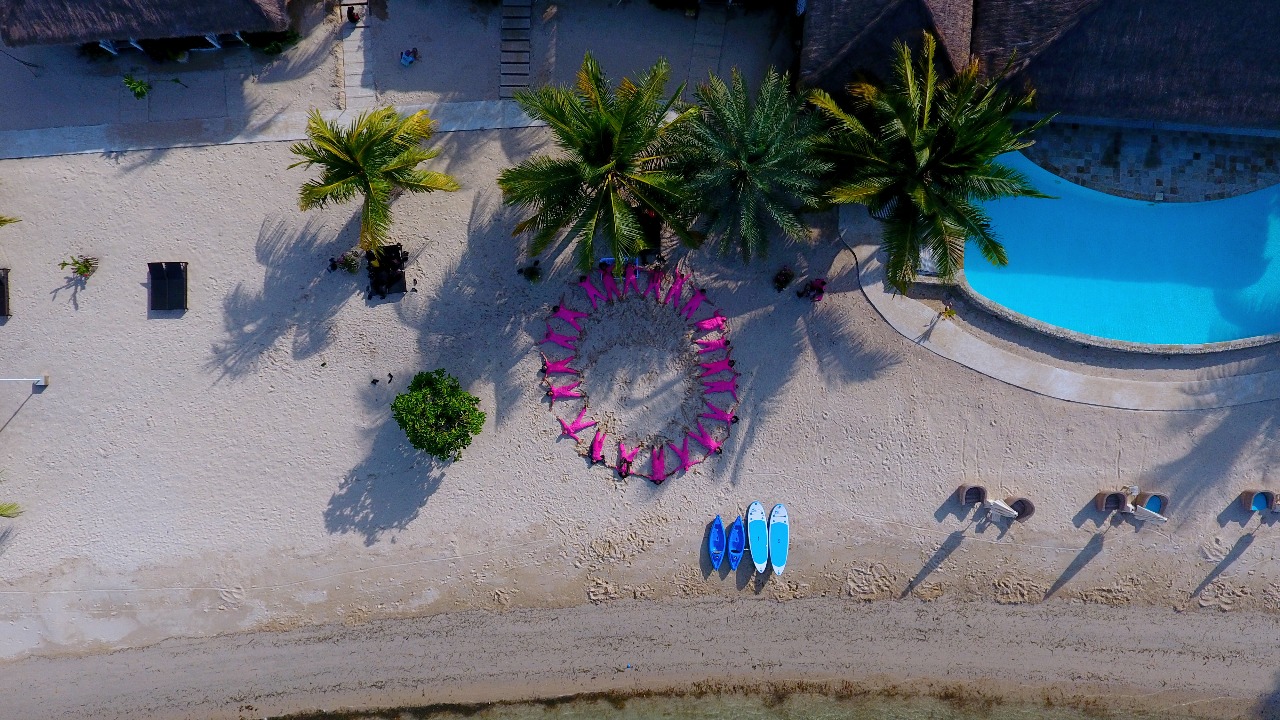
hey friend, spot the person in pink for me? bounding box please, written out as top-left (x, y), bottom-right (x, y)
top-left (623, 264), bottom-right (641, 296)
top-left (578, 275), bottom-right (606, 310)
top-left (600, 265), bottom-right (621, 302)
top-left (700, 399), bottom-right (739, 424)
top-left (644, 267), bottom-right (665, 301)
top-left (617, 441), bottom-right (640, 478)
top-left (663, 270), bottom-right (688, 307)
top-left (551, 298), bottom-right (589, 332)
top-left (688, 421), bottom-right (723, 455)
top-left (693, 310), bottom-right (727, 333)
top-left (699, 357), bottom-right (736, 377)
top-left (540, 351), bottom-right (578, 376)
top-left (668, 436), bottom-right (699, 472)
top-left (557, 406), bottom-right (596, 442)
top-left (649, 445), bottom-right (667, 484)
top-left (541, 323), bottom-right (578, 351)
top-left (695, 336), bottom-right (729, 354)
top-left (545, 380), bottom-right (582, 408)
top-left (590, 429), bottom-right (607, 464)
top-left (680, 288), bottom-right (708, 320)
top-left (702, 376), bottom-right (739, 402)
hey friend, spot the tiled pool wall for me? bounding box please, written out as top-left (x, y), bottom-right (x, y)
top-left (1018, 119), bottom-right (1280, 202)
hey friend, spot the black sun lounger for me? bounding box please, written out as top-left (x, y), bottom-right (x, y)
top-left (148, 262), bottom-right (188, 311)
top-left (0, 268), bottom-right (9, 317)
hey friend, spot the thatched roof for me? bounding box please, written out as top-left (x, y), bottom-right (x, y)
top-left (801, 0), bottom-right (973, 94)
top-left (0, 0), bottom-right (289, 47)
top-left (979, 0), bottom-right (1280, 128)
top-left (803, 0), bottom-right (1280, 128)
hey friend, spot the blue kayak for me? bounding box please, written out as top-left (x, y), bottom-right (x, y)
top-left (726, 516), bottom-right (745, 570)
top-left (708, 515), bottom-right (726, 570)
top-left (747, 501), bottom-right (769, 573)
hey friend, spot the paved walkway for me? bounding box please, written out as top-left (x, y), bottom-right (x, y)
top-left (842, 208), bottom-right (1280, 411)
top-left (687, 4), bottom-right (726, 93)
top-left (339, 2), bottom-right (376, 110)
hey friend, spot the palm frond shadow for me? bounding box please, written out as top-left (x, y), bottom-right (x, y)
top-left (396, 188), bottom-right (554, 426)
top-left (207, 214), bottom-right (362, 380)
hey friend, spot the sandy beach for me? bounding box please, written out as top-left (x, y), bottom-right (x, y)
top-left (1, 1), bottom-right (1279, 717)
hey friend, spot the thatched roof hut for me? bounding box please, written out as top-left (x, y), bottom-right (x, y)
top-left (0, 0), bottom-right (289, 47)
top-left (802, 0), bottom-right (1280, 129)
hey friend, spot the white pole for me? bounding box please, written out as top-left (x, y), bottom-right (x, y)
top-left (0, 375), bottom-right (48, 386)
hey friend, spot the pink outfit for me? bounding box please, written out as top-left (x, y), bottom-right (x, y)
top-left (699, 357), bottom-right (735, 377)
top-left (578, 276), bottom-right (606, 310)
top-left (541, 323), bottom-right (578, 352)
top-left (541, 352), bottom-right (578, 376)
top-left (623, 264), bottom-right (641, 296)
top-left (618, 441), bottom-right (641, 477)
top-left (546, 380), bottom-right (583, 407)
top-left (644, 268), bottom-right (665, 301)
top-left (688, 421), bottom-right (723, 454)
top-left (700, 399), bottom-right (736, 424)
top-left (551, 298), bottom-right (589, 332)
top-left (702, 377), bottom-right (739, 401)
top-left (695, 336), bottom-right (729, 354)
top-left (680, 289), bottom-right (707, 320)
top-left (694, 311), bottom-right (727, 332)
top-left (668, 436), bottom-right (698, 472)
top-left (557, 406), bottom-right (596, 442)
top-left (649, 445), bottom-right (667, 484)
top-left (600, 266), bottom-right (621, 302)
top-left (590, 429), bottom-right (607, 464)
top-left (664, 270), bottom-right (688, 306)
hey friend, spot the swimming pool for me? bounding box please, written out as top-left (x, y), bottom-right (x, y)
top-left (963, 152), bottom-right (1280, 346)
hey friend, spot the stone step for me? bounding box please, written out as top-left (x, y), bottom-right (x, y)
top-left (503, 5), bottom-right (531, 17)
top-left (501, 67), bottom-right (530, 77)
top-left (501, 51), bottom-right (531, 63)
top-left (501, 40), bottom-right (531, 52)
top-left (501, 28), bottom-right (531, 40)
top-left (504, 0), bottom-right (533, 6)
top-left (501, 17), bottom-right (531, 29)
top-left (500, 87), bottom-right (521, 98)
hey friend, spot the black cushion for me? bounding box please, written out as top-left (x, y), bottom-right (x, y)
top-left (148, 262), bottom-right (188, 311)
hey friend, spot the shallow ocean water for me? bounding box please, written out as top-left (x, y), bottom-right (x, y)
top-left (310, 692), bottom-right (1189, 720)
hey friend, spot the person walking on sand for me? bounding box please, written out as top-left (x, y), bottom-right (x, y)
top-left (347, 5), bottom-right (360, 23)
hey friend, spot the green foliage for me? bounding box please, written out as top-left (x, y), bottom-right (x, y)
top-left (498, 53), bottom-right (700, 271)
top-left (59, 255), bottom-right (98, 280)
top-left (123, 74), bottom-right (152, 99)
top-left (290, 107), bottom-right (460, 252)
top-left (812, 32), bottom-right (1053, 293)
top-left (338, 249), bottom-right (361, 274)
top-left (0, 502), bottom-right (20, 518)
top-left (679, 68), bottom-right (831, 262)
top-left (0, 214), bottom-right (16, 229)
top-left (391, 370), bottom-right (486, 462)
top-left (243, 29), bottom-right (301, 55)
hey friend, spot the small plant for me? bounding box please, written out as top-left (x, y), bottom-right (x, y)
top-left (392, 369), bottom-right (486, 462)
top-left (338, 249), bottom-right (361, 274)
top-left (123, 74), bottom-right (152, 99)
top-left (0, 502), bottom-right (20, 518)
top-left (939, 302), bottom-right (957, 320)
top-left (59, 255), bottom-right (99, 280)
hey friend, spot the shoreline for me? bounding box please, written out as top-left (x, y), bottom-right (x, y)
top-left (1, 597), bottom-right (1275, 720)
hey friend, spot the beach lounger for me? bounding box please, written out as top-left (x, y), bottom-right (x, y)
top-left (1006, 497), bottom-right (1035, 522)
top-left (0, 268), bottom-right (9, 317)
top-left (955, 484), bottom-right (986, 506)
top-left (1131, 492), bottom-right (1169, 524)
top-left (147, 262), bottom-right (188, 311)
top-left (1094, 491), bottom-right (1129, 512)
top-left (1239, 490), bottom-right (1277, 512)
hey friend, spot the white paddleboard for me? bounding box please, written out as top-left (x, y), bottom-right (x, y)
top-left (747, 501), bottom-right (768, 574)
top-left (768, 504), bottom-right (789, 575)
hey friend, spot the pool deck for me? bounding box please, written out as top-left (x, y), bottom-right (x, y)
top-left (842, 207), bottom-right (1280, 411)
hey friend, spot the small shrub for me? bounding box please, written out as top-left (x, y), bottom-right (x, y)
top-left (59, 255), bottom-right (99, 280)
top-left (0, 503), bottom-right (20, 518)
top-left (243, 29), bottom-right (301, 55)
top-left (338, 249), bottom-right (361, 274)
top-left (392, 369), bottom-right (485, 461)
top-left (123, 74), bottom-right (152, 99)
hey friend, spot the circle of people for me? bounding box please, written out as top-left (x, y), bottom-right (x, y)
top-left (538, 261), bottom-right (738, 484)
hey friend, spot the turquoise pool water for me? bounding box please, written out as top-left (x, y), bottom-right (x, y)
top-left (964, 152), bottom-right (1280, 345)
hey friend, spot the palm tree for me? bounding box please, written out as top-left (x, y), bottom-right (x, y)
top-left (0, 216), bottom-right (16, 229)
top-left (811, 32), bottom-right (1052, 293)
top-left (289, 107), bottom-right (459, 252)
top-left (498, 53), bottom-right (699, 271)
top-left (680, 68), bottom-right (831, 262)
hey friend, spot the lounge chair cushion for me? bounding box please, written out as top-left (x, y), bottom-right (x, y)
top-left (148, 262), bottom-right (188, 311)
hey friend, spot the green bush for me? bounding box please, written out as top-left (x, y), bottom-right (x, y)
top-left (391, 370), bottom-right (485, 462)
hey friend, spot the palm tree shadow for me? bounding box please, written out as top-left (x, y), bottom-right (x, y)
top-left (397, 188), bottom-right (553, 427)
top-left (1191, 532), bottom-right (1255, 598)
top-left (49, 274), bottom-right (87, 310)
top-left (1044, 533), bottom-right (1106, 599)
top-left (207, 214), bottom-right (362, 380)
top-left (323, 406), bottom-right (445, 546)
top-left (1147, 406), bottom-right (1280, 517)
top-left (900, 530), bottom-right (965, 598)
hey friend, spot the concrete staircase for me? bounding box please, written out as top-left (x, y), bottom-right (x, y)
top-left (687, 3), bottom-right (726, 93)
top-left (500, 0), bottom-right (532, 99)
top-left (339, 1), bottom-right (375, 109)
